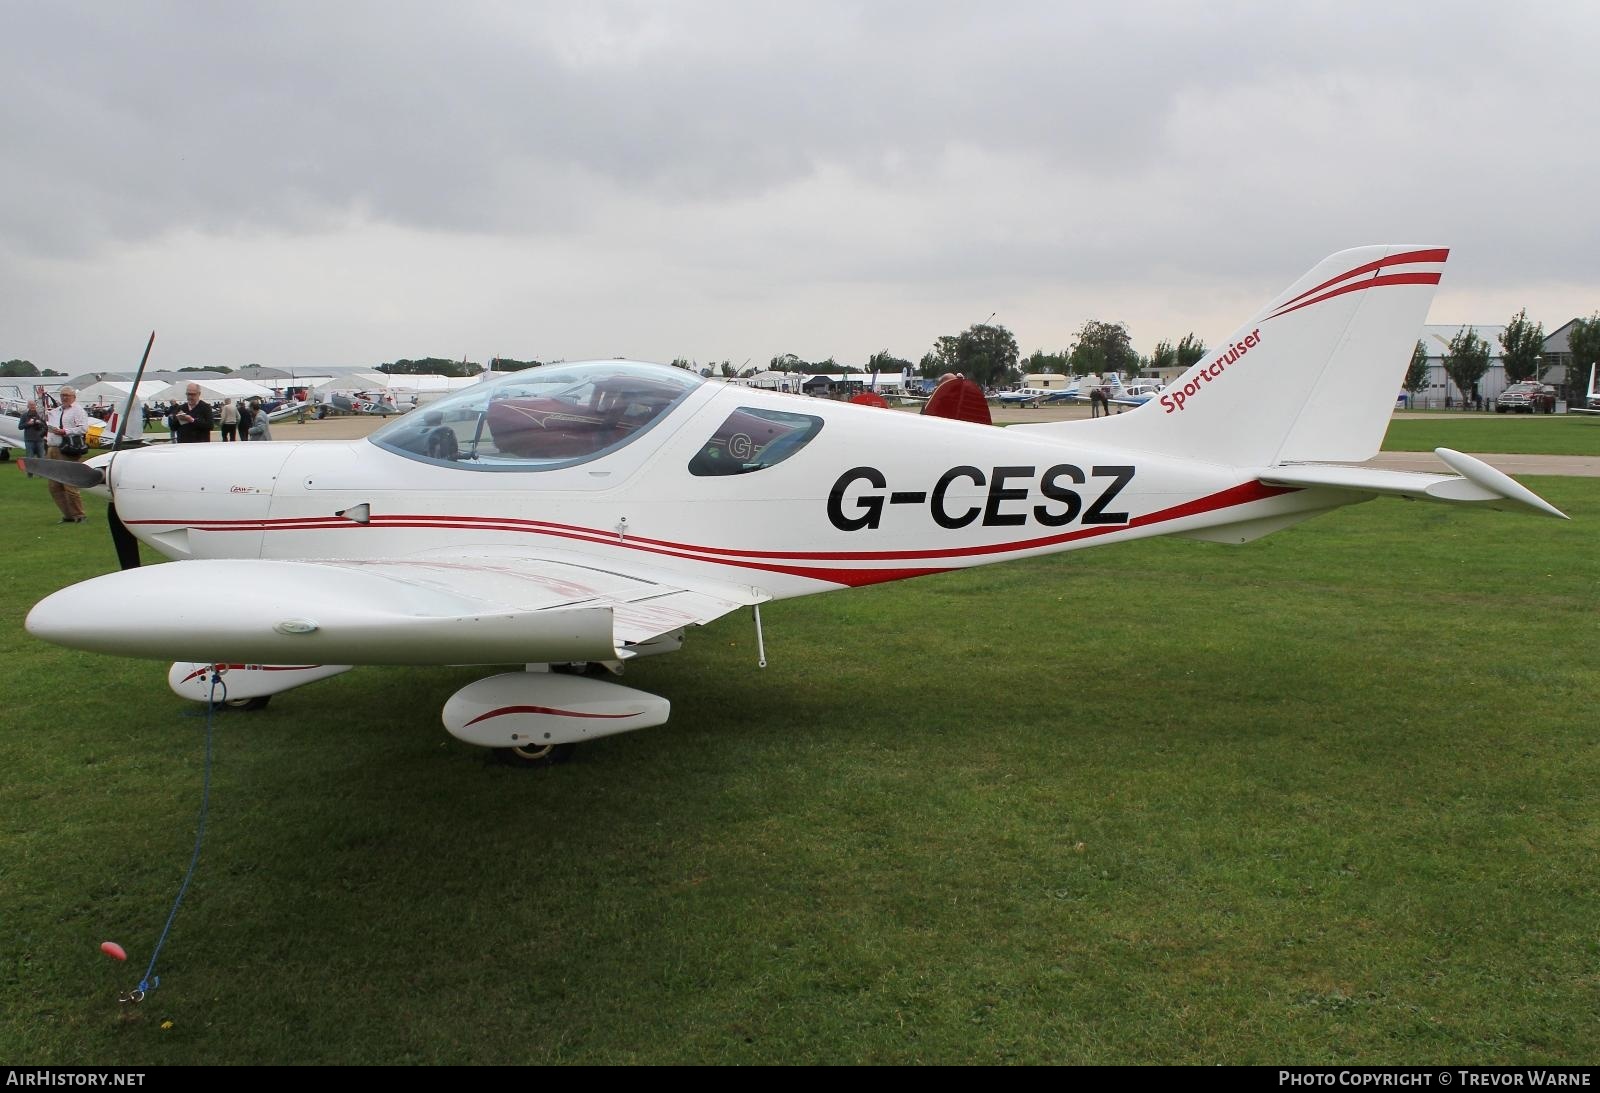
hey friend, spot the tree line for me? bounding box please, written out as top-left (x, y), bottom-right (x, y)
top-left (756, 322), bottom-right (1209, 390)
top-left (13, 308), bottom-right (1597, 396)
top-left (1, 360), bottom-right (65, 377)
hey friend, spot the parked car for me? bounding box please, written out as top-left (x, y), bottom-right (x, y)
top-left (1496, 381), bottom-right (1557, 414)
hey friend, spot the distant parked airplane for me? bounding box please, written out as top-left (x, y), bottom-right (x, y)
top-left (1569, 364), bottom-right (1600, 415)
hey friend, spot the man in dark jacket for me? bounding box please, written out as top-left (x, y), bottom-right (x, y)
top-left (168, 384), bottom-right (214, 442)
top-left (20, 400), bottom-right (49, 474)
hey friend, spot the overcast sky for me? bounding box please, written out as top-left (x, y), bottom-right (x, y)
top-left (3, 1), bottom-right (1596, 374)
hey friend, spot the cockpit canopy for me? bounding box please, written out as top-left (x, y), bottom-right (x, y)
top-left (371, 361), bottom-right (703, 470)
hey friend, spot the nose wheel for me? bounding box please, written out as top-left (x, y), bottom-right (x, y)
top-left (496, 741), bottom-right (576, 768)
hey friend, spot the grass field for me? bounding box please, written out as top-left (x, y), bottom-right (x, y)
top-left (1382, 415), bottom-right (1599, 456)
top-left (1, 462), bottom-right (1596, 1064)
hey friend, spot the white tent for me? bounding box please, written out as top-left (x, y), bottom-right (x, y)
top-left (149, 378), bottom-right (275, 404)
top-left (273, 376), bottom-right (334, 393)
top-left (311, 372), bottom-right (391, 393)
top-left (75, 379), bottom-right (169, 409)
top-left (381, 374), bottom-right (475, 394)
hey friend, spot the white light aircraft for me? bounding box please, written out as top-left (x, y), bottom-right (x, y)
top-left (1, 395), bottom-right (134, 453)
top-left (324, 390), bottom-right (411, 416)
top-left (1570, 364), bottom-right (1600, 415)
top-left (1061, 372), bottom-right (1163, 409)
top-left (1111, 379), bottom-right (1163, 407)
top-left (261, 398), bottom-right (311, 422)
top-left (24, 246), bottom-right (1568, 766)
top-left (998, 384), bottom-right (1078, 407)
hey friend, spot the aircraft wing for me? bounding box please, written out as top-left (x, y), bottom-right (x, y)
top-left (264, 400), bottom-right (311, 421)
top-left (1, 409), bottom-right (137, 450)
top-left (26, 550), bottom-right (762, 666)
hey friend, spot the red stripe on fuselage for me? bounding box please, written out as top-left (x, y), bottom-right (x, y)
top-left (125, 481), bottom-right (1296, 588)
top-left (179, 663), bottom-right (322, 684)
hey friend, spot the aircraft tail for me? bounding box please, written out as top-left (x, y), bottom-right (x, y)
top-left (1020, 246), bottom-right (1448, 468)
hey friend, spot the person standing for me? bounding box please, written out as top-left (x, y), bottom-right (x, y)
top-left (168, 383), bottom-right (214, 443)
top-left (219, 397), bottom-right (239, 441)
top-left (236, 397), bottom-right (254, 443)
top-left (20, 399), bottom-right (48, 475)
top-left (46, 386), bottom-right (90, 522)
top-left (247, 399), bottom-right (273, 441)
top-left (1090, 385), bottom-right (1109, 418)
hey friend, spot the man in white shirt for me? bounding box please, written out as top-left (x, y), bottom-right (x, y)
top-left (46, 386), bottom-right (90, 523)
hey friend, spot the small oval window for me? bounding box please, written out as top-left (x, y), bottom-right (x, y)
top-left (689, 407), bottom-right (823, 476)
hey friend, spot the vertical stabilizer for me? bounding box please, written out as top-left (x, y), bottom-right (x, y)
top-left (1017, 246), bottom-right (1447, 467)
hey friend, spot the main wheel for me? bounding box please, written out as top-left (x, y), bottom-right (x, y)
top-left (224, 695), bottom-right (271, 711)
top-left (496, 741), bottom-right (576, 768)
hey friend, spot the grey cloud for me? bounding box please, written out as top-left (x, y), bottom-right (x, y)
top-left (2, 0), bottom-right (1597, 371)
top-left (10, 1), bottom-right (1580, 250)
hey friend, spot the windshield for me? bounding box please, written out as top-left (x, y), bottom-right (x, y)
top-left (371, 361), bottom-right (703, 471)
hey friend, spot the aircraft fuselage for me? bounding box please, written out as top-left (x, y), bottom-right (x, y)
top-left (98, 380), bottom-right (1316, 600)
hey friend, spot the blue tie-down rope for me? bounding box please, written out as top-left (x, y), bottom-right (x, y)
top-left (122, 672), bottom-right (223, 1003)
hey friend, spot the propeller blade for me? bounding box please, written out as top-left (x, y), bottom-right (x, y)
top-left (107, 331), bottom-right (155, 483)
top-left (108, 504), bottom-right (142, 569)
top-left (103, 332), bottom-right (155, 572)
top-left (21, 458), bottom-right (106, 490)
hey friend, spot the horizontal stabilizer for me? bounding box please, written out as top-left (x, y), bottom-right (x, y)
top-left (1260, 448), bottom-right (1567, 519)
